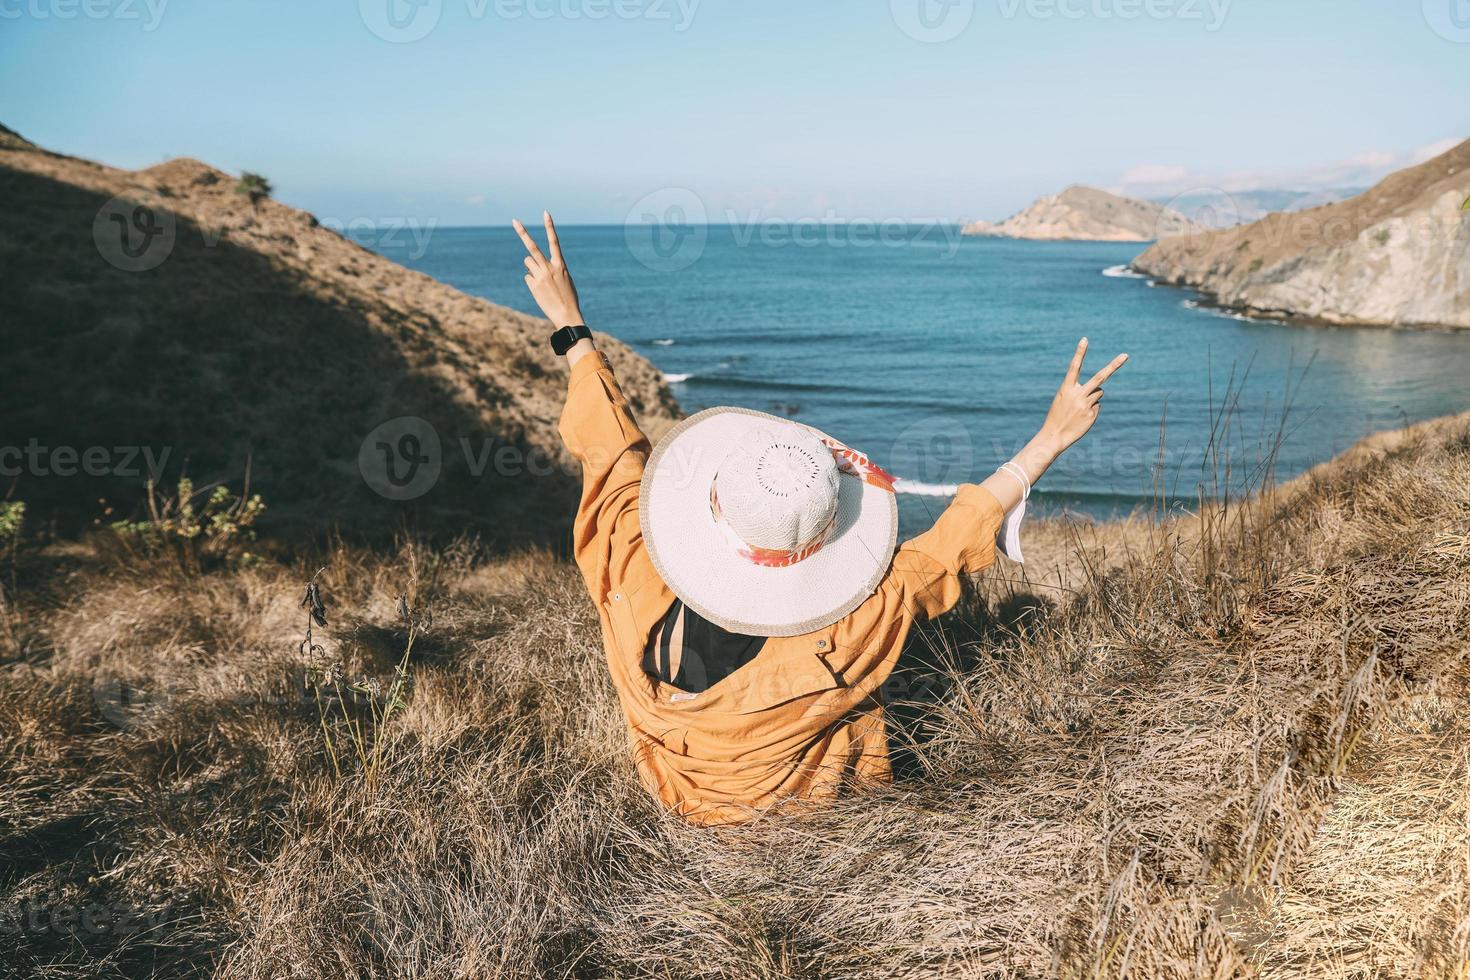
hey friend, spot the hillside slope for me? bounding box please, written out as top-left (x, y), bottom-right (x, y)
top-left (964, 185), bottom-right (1202, 242)
top-left (0, 124), bottom-right (678, 543)
top-left (1132, 139), bottom-right (1470, 329)
top-left (3, 406), bottom-right (1467, 977)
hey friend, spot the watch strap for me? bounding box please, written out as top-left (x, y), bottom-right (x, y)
top-left (549, 324), bottom-right (593, 356)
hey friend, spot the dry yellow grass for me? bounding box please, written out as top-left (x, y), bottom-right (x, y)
top-left (2, 412), bottom-right (1468, 978)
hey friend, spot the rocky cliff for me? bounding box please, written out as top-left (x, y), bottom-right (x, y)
top-left (0, 124), bottom-right (679, 543)
top-left (1131, 140), bottom-right (1470, 329)
top-left (964, 185), bottom-right (1202, 242)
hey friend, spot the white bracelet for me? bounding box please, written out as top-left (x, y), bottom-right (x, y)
top-left (998, 460), bottom-right (1031, 500)
top-left (994, 461), bottom-right (1030, 564)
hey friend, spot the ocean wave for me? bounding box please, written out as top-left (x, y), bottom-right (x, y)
top-left (652, 338), bottom-right (676, 347)
top-left (696, 375), bottom-right (847, 395)
top-left (1216, 310), bottom-right (1287, 326)
top-left (1102, 264), bottom-right (1148, 280)
top-left (892, 478), bottom-right (961, 497)
top-left (1181, 298), bottom-right (1287, 326)
top-left (662, 372), bottom-right (693, 384)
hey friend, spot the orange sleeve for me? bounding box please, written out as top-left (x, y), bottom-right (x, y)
top-left (882, 484), bottom-right (1005, 621)
top-left (557, 352), bottom-right (651, 604)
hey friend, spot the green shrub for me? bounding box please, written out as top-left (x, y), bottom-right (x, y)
top-left (235, 171), bottom-right (272, 204)
top-left (103, 477), bottom-right (265, 572)
top-left (0, 501), bottom-right (22, 652)
top-left (0, 501), bottom-right (23, 544)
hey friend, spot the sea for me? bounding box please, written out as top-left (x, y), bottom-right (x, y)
top-left (371, 224), bottom-right (1470, 536)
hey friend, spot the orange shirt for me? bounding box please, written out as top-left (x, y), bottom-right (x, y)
top-left (560, 352), bottom-right (1005, 825)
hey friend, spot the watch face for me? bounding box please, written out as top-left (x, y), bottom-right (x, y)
top-left (551, 325), bottom-right (586, 355)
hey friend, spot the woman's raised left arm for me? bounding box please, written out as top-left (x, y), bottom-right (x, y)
top-left (513, 211), bottom-right (597, 367)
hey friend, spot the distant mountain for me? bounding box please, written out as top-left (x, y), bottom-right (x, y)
top-left (1150, 187), bottom-right (1371, 228)
top-left (1132, 140), bottom-right (1470, 330)
top-left (963, 185), bottom-right (1203, 242)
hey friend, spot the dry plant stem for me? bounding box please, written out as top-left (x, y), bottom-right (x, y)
top-left (302, 567), bottom-right (342, 779)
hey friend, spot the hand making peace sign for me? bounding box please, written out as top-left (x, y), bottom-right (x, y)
top-left (513, 211), bottom-right (584, 328)
top-left (1040, 338), bottom-right (1128, 451)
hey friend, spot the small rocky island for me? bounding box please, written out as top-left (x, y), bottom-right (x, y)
top-left (963, 185), bottom-right (1202, 242)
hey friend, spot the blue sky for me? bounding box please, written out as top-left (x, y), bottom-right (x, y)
top-left (2, 0), bottom-right (1466, 225)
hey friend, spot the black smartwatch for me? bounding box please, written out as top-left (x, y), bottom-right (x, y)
top-left (549, 324), bottom-right (593, 356)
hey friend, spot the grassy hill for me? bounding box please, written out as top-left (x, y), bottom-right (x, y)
top-left (3, 400), bottom-right (1467, 976)
top-left (0, 124), bottom-right (677, 545)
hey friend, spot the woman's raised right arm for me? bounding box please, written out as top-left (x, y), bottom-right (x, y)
top-left (977, 337), bottom-right (1127, 513)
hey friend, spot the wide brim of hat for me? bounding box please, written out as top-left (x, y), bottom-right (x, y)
top-left (640, 407), bottom-right (898, 638)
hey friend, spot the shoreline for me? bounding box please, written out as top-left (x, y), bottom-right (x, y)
top-left (1131, 271), bottom-right (1470, 334)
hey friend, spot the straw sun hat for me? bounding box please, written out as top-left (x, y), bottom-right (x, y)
top-left (640, 407), bottom-right (899, 638)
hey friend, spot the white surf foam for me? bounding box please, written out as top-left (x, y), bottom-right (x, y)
top-left (662, 372), bottom-right (693, 384)
top-left (893, 478), bottom-right (961, 497)
top-left (1180, 297), bottom-right (1287, 327)
top-left (652, 338), bottom-right (676, 346)
top-left (1102, 264), bottom-right (1148, 280)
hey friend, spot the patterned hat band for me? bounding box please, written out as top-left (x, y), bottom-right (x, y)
top-left (709, 436), bottom-right (896, 568)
